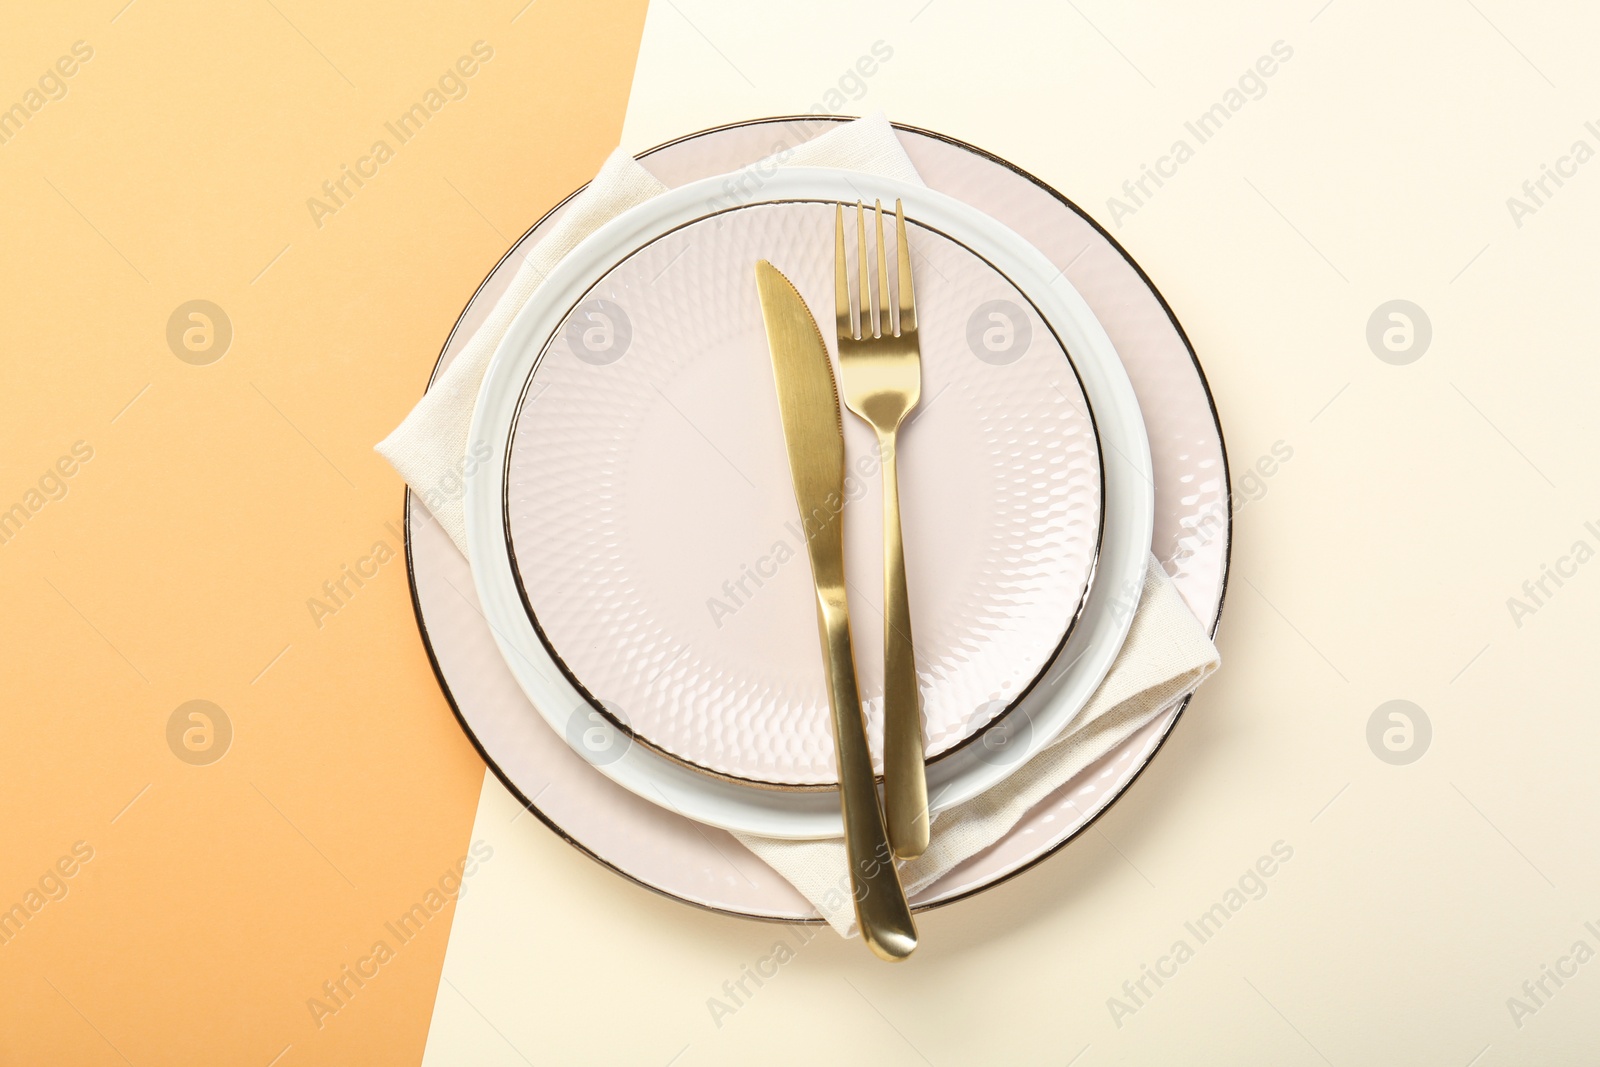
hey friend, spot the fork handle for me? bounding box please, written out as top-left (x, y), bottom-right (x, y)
top-left (878, 431), bottom-right (931, 860)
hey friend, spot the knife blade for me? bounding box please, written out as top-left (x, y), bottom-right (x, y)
top-left (754, 259), bottom-right (916, 961)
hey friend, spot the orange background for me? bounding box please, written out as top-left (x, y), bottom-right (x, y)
top-left (0, 1), bottom-right (648, 1062)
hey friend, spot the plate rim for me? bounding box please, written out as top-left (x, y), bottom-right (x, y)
top-left (404, 114), bottom-right (1232, 919)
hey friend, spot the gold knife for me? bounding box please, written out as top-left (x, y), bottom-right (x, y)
top-left (755, 260), bottom-right (917, 962)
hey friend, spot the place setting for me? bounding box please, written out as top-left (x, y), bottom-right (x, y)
top-left (378, 113), bottom-right (1226, 959)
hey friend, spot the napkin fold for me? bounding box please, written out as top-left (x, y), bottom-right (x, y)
top-left (737, 554), bottom-right (1217, 936)
top-left (376, 112), bottom-right (1220, 937)
top-left (376, 113), bottom-right (915, 554)
top-left (377, 148), bottom-right (670, 554)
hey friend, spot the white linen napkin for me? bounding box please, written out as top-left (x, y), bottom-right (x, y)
top-left (376, 113), bottom-right (1220, 937)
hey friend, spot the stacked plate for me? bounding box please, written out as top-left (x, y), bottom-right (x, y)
top-left (410, 118), bottom-right (1229, 919)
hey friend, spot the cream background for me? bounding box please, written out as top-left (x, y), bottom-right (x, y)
top-left (424, 1), bottom-right (1600, 1064)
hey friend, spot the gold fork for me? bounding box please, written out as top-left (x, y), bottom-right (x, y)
top-left (835, 199), bottom-right (929, 861)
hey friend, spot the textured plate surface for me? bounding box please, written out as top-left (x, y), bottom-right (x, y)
top-left (505, 200), bottom-right (1102, 786)
top-left (409, 118), bottom-right (1228, 917)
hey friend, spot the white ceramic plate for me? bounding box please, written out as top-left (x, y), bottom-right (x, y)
top-left (463, 166), bottom-right (1154, 839)
top-left (502, 199), bottom-right (1104, 788)
top-left (408, 117), bottom-right (1229, 918)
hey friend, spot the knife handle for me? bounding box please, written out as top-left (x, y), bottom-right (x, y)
top-left (814, 586), bottom-right (918, 961)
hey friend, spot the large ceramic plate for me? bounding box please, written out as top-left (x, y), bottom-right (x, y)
top-left (464, 168), bottom-right (1153, 838)
top-left (502, 198), bottom-right (1105, 788)
top-left (408, 118), bottom-right (1229, 918)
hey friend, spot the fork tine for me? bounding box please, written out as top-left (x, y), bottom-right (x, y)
top-left (856, 201), bottom-right (872, 338)
top-left (835, 203), bottom-right (852, 342)
top-left (895, 199), bottom-right (916, 333)
top-left (875, 200), bottom-right (891, 338)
